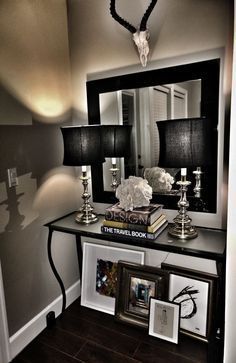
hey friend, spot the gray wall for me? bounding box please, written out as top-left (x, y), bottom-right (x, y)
top-left (0, 0), bottom-right (80, 336)
top-left (68, 0), bottom-right (232, 122)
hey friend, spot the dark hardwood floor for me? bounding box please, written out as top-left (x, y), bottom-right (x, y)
top-left (12, 298), bottom-right (208, 363)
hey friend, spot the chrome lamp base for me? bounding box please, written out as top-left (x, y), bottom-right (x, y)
top-left (168, 179), bottom-right (198, 240)
top-left (168, 217), bottom-right (198, 240)
top-left (75, 208), bottom-right (98, 224)
top-left (75, 172), bottom-right (98, 225)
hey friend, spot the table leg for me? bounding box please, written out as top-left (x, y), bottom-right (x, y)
top-left (76, 235), bottom-right (83, 280)
top-left (47, 228), bottom-right (66, 314)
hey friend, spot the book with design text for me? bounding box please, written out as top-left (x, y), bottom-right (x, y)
top-left (105, 203), bottom-right (163, 226)
top-left (103, 214), bottom-right (167, 233)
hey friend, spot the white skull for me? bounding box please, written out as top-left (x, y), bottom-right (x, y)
top-left (133, 30), bottom-right (150, 67)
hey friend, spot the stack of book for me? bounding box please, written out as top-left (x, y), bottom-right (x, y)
top-left (101, 202), bottom-right (168, 240)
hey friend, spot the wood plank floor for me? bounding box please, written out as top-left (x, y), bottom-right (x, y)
top-left (12, 298), bottom-right (208, 363)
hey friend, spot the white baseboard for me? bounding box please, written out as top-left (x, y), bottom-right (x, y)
top-left (9, 280), bottom-right (81, 361)
top-left (0, 262), bottom-right (11, 363)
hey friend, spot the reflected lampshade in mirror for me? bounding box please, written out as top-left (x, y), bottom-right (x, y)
top-left (102, 125), bottom-right (132, 191)
top-left (102, 124), bottom-right (132, 158)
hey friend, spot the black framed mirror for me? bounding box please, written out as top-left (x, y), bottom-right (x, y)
top-left (87, 59), bottom-right (219, 213)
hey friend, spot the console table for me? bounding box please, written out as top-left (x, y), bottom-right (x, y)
top-left (45, 211), bottom-right (226, 363)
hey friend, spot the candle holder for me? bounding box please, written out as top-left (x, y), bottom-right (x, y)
top-left (168, 176), bottom-right (198, 240)
top-left (76, 168), bottom-right (98, 224)
top-left (193, 167), bottom-right (203, 198)
top-left (110, 159), bottom-right (119, 191)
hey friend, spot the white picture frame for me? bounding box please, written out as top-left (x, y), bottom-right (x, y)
top-left (81, 242), bottom-right (145, 315)
top-left (149, 298), bottom-right (180, 344)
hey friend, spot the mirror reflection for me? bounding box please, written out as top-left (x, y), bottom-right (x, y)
top-left (87, 59), bottom-right (219, 213)
top-left (100, 79), bottom-right (201, 193)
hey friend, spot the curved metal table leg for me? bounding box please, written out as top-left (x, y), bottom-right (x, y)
top-left (47, 228), bottom-right (66, 314)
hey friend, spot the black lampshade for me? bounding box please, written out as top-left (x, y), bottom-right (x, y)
top-left (102, 125), bottom-right (132, 157)
top-left (156, 117), bottom-right (213, 168)
top-left (61, 125), bottom-right (105, 166)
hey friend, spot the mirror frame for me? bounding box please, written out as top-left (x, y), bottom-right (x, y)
top-left (87, 59), bottom-right (220, 212)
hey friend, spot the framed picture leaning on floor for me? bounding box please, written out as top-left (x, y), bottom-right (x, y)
top-left (148, 297), bottom-right (180, 344)
top-left (115, 261), bottom-right (169, 329)
top-left (161, 263), bottom-right (218, 342)
top-left (81, 242), bottom-right (145, 315)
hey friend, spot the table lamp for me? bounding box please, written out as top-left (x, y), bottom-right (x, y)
top-left (102, 125), bottom-right (132, 190)
top-left (61, 125), bottom-right (104, 224)
top-left (156, 117), bottom-right (213, 239)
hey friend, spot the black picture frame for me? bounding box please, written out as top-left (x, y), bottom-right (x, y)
top-left (115, 261), bottom-right (169, 329)
top-left (161, 263), bottom-right (218, 342)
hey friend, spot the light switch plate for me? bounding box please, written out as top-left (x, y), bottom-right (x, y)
top-left (7, 168), bottom-right (18, 188)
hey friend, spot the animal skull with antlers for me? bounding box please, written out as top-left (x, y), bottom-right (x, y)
top-left (110, 0), bottom-right (158, 67)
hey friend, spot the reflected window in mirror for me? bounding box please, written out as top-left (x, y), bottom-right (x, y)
top-left (100, 90), bottom-right (137, 191)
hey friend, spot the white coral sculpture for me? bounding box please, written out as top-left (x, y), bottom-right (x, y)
top-left (144, 167), bottom-right (174, 193)
top-left (116, 176), bottom-right (152, 211)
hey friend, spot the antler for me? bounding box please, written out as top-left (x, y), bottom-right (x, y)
top-left (110, 0), bottom-right (136, 34)
top-left (109, 0), bottom-right (158, 67)
top-left (140, 0), bottom-right (158, 31)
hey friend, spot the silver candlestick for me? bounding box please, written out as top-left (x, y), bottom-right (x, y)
top-left (75, 168), bottom-right (98, 224)
top-left (168, 172), bottom-right (198, 240)
top-left (193, 166), bottom-right (203, 198)
top-left (110, 158), bottom-right (119, 191)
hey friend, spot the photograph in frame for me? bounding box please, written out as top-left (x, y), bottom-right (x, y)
top-left (96, 258), bottom-right (118, 298)
top-left (115, 261), bottom-right (169, 328)
top-left (81, 242), bottom-right (145, 315)
top-left (149, 297), bottom-right (180, 344)
top-left (161, 263), bottom-right (218, 342)
top-left (128, 276), bottom-right (156, 316)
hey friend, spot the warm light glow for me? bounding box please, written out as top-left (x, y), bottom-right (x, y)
top-left (33, 168), bottom-right (80, 217)
top-left (112, 158), bottom-right (116, 165)
top-left (0, 0), bottom-right (72, 124)
top-left (82, 165), bottom-right (87, 172)
top-left (34, 97), bottom-right (63, 116)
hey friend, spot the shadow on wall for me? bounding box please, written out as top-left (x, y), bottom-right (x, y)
top-left (0, 170), bottom-right (79, 233)
top-left (0, 172), bottom-right (79, 335)
top-left (0, 124), bottom-right (80, 335)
